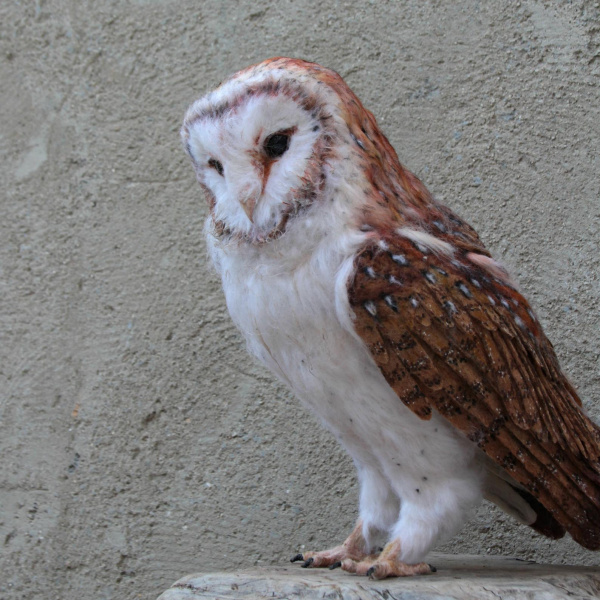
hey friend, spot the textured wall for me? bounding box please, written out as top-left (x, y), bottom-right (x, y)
top-left (1, 1), bottom-right (599, 599)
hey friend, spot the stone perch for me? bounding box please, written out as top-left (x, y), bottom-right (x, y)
top-left (157, 554), bottom-right (600, 599)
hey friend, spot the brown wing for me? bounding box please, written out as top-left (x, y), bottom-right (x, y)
top-left (348, 234), bottom-right (600, 550)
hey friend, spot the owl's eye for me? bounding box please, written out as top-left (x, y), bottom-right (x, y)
top-left (208, 158), bottom-right (224, 176)
top-left (264, 132), bottom-right (290, 159)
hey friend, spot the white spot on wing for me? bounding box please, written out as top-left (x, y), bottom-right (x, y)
top-left (444, 300), bottom-right (457, 314)
top-left (457, 282), bottom-right (472, 298)
top-left (384, 296), bottom-right (398, 311)
top-left (365, 301), bottom-right (377, 316)
top-left (392, 254), bottom-right (409, 266)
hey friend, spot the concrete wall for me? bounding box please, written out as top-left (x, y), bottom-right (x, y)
top-left (1, 1), bottom-right (599, 598)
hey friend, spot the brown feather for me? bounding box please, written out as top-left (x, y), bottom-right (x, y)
top-left (348, 235), bottom-right (600, 549)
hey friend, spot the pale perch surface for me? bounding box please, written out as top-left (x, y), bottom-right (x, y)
top-left (157, 554), bottom-right (600, 600)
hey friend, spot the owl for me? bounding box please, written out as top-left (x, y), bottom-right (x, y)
top-left (181, 58), bottom-right (600, 579)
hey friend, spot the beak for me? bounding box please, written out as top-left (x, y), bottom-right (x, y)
top-left (240, 196), bottom-right (257, 223)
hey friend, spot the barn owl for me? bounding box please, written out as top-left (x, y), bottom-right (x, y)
top-left (181, 58), bottom-right (600, 579)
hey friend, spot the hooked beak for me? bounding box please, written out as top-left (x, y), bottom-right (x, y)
top-left (240, 196), bottom-right (257, 223)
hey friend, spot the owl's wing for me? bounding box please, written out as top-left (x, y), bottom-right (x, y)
top-left (348, 234), bottom-right (600, 549)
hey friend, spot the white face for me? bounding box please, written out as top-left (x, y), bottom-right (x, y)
top-left (185, 93), bottom-right (322, 240)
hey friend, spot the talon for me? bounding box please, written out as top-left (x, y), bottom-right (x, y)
top-left (290, 553), bottom-right (304, 563)
top-left (366, 566), bottom-right (376, 578)
top-left (329, 561), bottom-right (342, 570)
top-left (301, 557), bottom-right (314, 568)
top-left (429, 564), bottom-right (437, 573)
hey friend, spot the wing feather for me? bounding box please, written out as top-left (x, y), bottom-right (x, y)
top-left (348, 235), bottom-right (600, 549)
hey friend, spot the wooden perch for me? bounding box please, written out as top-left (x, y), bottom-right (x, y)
top-left (157, 553), bottom-right (600, 599)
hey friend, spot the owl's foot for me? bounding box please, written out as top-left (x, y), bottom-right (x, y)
top-left (340, 539), bottom-right (435, 579)
top-left (290, 519), bottom-right (372, 568)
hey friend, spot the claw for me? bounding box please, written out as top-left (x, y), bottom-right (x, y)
top-left (290, 553), bottom-right (304, 563)
top-left (329, 561), bottom-right (342, 570)
top-left (301, 557), bottom-right (314, 568)
top-left (429, 564), bottom-right (437, 573)
top-left (366, 566), bottom-right (376, 579)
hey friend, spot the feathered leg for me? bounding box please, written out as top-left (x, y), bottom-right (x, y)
top-left (291, 465), bottom-right (397, 568)
top-left (341, 473), bottom-right (481, 579)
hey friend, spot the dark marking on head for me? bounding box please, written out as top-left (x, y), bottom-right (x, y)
top-left (208, 158), bottom-right (224, 176)
top-left (185, 141), bottom-right (194, 161)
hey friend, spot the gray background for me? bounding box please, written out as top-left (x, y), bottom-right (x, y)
top-left (1, 1), bottom-right (599, 599)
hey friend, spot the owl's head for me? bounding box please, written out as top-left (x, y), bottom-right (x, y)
top-left (181, 58), bottom-right (368, 243)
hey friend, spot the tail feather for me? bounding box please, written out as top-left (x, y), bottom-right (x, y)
top-left (483, 471), bottom-right (566, 540)
top-left (483, 445), bottom-right (600, 549)
top-left (512, 486), bottom-right (566, 541)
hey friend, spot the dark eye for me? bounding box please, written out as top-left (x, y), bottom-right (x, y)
top-left (264, 132), bottom-right (290, 159)
top-left (208, 158), bottom-right (224, 176)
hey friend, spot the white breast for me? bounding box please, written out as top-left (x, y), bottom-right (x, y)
top-left (206, 206), bottom-right (480, 496)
